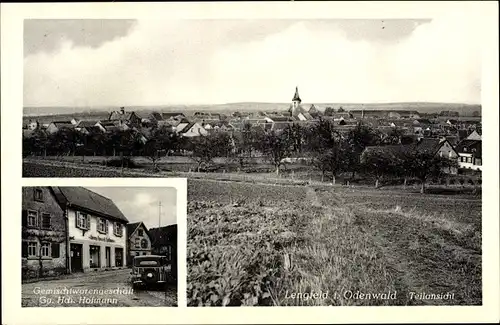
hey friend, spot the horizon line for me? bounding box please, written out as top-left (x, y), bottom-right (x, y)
top-left (23, 101), bottom-right (482, 109)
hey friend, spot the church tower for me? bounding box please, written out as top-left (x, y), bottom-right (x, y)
top-left (292, 86), bottom-right (301, 110)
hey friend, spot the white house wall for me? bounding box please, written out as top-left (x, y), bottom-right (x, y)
top-left (67, 208), bottom-right (127, 271)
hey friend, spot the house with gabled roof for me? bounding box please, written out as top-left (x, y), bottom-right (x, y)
top-left (46, 121), bottom-right (76, 134)
top-left (126, 222), bottom-right (152, 265)
top-left (465, 130), bottom-right (481, 141)
top-left (456, 139), bottom-right (482, 171)
top-left (75, 120), bottom-right (100, 134)
top-left (265, 116), bottom-right (295, 123)
top-left (96, 120), bottom-right (129, 133)
top-left (148, 112), bottom-right (186, 128)
top-left (22, 187), bottom-right (67, 280)
top-left (176, 121), bottom-right (208, 137)
top-left (108, 107), bottom-right (142, 127)
top-left (51, 187), bottom-right (128, 272)
top-left (308, 104), bottom-right (322, 118)
top-left (414, 138), bottom-right (459, 161)
top-left (162, 112), bottom-right (185, 120)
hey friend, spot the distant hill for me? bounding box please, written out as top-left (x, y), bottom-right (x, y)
top-left (23, 102), bottom-right (481, 119)
top-left (208, 102), bottom-right (481, 116)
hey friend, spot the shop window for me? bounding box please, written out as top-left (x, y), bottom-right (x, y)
top-left (89, 245), bottom-right (101, 268)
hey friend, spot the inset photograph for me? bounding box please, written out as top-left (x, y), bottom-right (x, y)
top-left (21, 186), bottom-right (178, 307)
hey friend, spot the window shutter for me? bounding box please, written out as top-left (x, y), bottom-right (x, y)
top-left (105, 220), bottom-right (109, 233)
top-left (22, 241), bottom-right (28, 257)
top-left (22, 210), bottom-right (28, 227)
top-left (51, 243), bottom-right (60, 258)
top-left (76, 213), bottom-right (79, 228)
top-left (86, 215), bottom-right (90, 230)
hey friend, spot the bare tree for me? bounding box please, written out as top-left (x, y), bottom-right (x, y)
top-left (260, 130), bottom-right (292, 175)
top-left (307, 119), bottom-right (346, 183)
top-left (187, 132), bottom-right (233, 172)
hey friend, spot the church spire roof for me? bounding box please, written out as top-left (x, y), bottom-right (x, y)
top-left (292, 86), bottom-right (301, 102)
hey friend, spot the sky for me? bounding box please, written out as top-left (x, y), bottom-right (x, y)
top-left (24, 14), bottom-right (482, 107)
top-left (85, 187), bottom-right (177, 229)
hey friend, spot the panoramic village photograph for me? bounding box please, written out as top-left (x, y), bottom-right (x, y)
top-left (21, 16), bottom-right (482, 306)
top-left (21, 186), bottom-right (178, 307)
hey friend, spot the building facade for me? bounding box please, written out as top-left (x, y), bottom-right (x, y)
top-left (456, 139), bottom-right (482, 171)
top-left (22, 187), bottom-right (67, 280)
top-left (127, 222), bottom-right (152, 265)
top-left (52, 187), bottom-right (128, 272)
top-left (149, 225), bottom-right (178, 280)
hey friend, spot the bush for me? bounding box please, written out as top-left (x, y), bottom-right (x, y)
top-left (105, 157), bottom-right (141, 169)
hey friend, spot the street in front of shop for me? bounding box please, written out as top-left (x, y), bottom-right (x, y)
top-left (22, 268), bottom-right (177, 307)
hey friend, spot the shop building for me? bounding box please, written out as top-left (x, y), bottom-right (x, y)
top-left (52, 187), bottom-right (128, 272)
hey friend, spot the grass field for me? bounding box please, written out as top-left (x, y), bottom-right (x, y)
top-left (187, 179), bottom-right (482, 306)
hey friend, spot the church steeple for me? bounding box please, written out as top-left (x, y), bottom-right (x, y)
top-left (292, 86), bottom-right (301, 110)
top-left (292, 86), bottom-right (301, 103)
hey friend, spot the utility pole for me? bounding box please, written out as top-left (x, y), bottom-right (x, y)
top-left (158, 201), bottom-right (162, 228)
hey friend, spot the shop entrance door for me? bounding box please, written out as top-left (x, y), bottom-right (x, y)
top-left (70, 243), bottom-right (83, 272)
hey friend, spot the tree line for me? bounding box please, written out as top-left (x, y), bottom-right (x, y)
top-left (23, 119), bottom-right (457, 193)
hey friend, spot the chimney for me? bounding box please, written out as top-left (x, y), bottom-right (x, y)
top-left (120, 107), bottom-right (125, 115)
